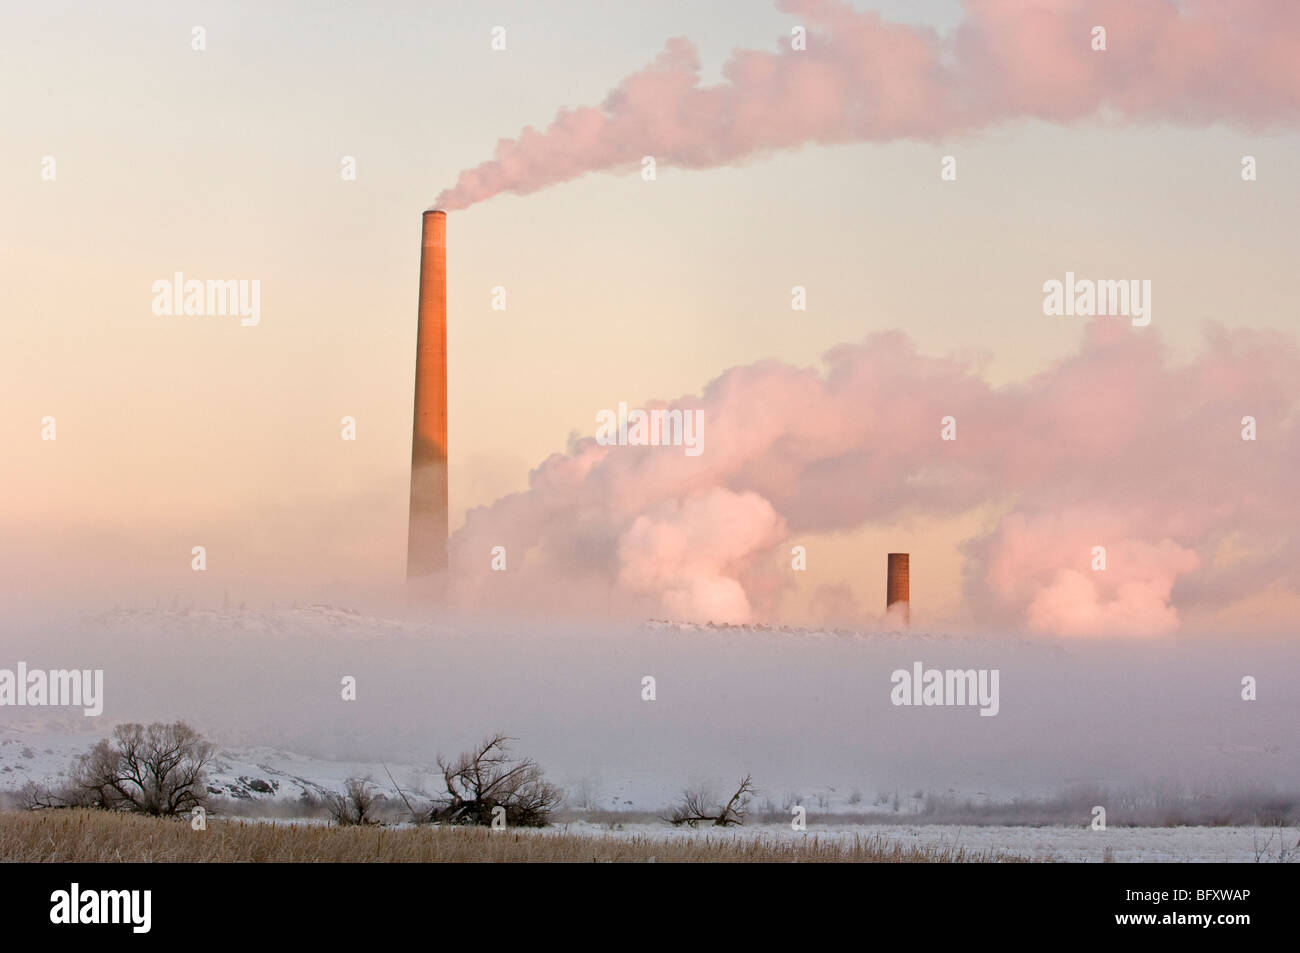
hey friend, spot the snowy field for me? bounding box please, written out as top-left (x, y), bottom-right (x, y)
top-left (3, 724), bottom-right (1296, 862)
top-left (542, 820), bottom-right (1299, 863)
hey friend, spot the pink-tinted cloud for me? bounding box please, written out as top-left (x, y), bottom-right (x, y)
top-left (617, 488), bottom-right (787, 623)
top-left (435, 0), bottom-right (1300, 209)
top-left (978, 509), bottom-right (1201, 637)
top-left (448, 319), bottom-right (1300, 635)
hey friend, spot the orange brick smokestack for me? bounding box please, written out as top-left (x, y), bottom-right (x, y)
top-left (407, 210), bottom-right (448, 576)
top-left (887, 553), bottom-right (910, 625)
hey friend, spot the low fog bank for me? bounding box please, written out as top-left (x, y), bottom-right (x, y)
top-left (0, 606), bottom-right (1296, 804)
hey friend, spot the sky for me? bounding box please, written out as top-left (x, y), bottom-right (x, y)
top-left (2, 0), bottom-right (1298, 635)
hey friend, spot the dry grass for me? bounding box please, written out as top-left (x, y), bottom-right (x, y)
top-left (0, 810), bottom-right (1024, 862)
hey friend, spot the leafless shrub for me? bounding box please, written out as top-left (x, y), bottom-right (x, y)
top-left (68, 722), bottom-right (215, 817)
top-left (1252, 827), bottom-right (1300, 863)
top-left (19, 780), bottom-right (93, 811)
top-left (325, 777), bottom-right (381, 826)
top-left (428, 733), bottom-right (561, 828)
top-left (666, 775), bottom-right (754, 827)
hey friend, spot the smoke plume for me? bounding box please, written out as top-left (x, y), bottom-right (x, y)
top-left (449, 319), bottom-right (1300, 635)
top-left (435, 0), bottom-right (1300, 209)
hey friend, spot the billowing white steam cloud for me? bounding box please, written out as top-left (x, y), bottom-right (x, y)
top-left (449, 320), bottom-right (1300, 635)
top-left (435, 0), bottom-right (1300, 209)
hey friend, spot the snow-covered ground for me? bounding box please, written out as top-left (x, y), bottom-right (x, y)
top-left (541, 821), bottom-right (1299, 863)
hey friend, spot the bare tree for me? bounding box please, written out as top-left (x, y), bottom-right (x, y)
top-left (429, 733), bottom-right (561, 827)
top-left (71, 721), bottom-right (215, 816)
top-left (666, 775), bottom-right (755, 827)
top-left (325, 777), bottom-right (381, 826)
top-left (19, 780), bottom-right (93, 811)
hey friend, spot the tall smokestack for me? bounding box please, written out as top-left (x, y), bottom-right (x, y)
top-left (887, 553), bottom-right (910, 625)
top-left (407, 210), bottom-right (448, 577)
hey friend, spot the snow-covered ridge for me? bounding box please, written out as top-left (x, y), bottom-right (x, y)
top-left (640, 618), bottom-right (1066, 652)
top-left (78, 604), bottom-right (432, 639)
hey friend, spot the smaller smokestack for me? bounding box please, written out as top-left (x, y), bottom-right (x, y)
top-left (887, 553), bottom-right (910, 625)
